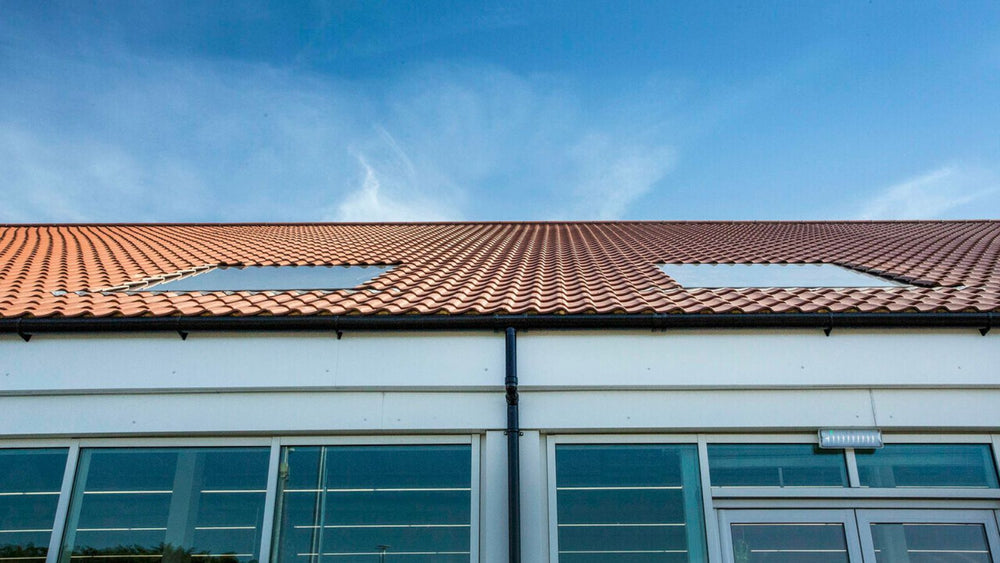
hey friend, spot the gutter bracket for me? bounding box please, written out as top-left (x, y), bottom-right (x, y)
top-left (823, 313), bottom-right (833, 337)
top-left (652, 313), bottom-right (667, 333)
top-left (177, 330), bottom-right (188, 341)
top-left (980, 312), bottom-right (993, 336)
top-left (16, 319), bottom-right (31, 342)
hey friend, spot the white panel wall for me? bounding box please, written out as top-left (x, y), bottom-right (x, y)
top-left (0, 391), bottom-right (505, 436)
top-left (0, 331), bottom-right (502, 392)
top-left (517, 329), bottom-right (998, 388)
top-left (0, 328), bottom-right (997, 435)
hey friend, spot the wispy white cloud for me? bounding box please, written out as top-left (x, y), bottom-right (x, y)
top-left (0, 29), bottom-right (683, 222)
top-left (564, 135), bottom-right (675, 220)
top-left (331, 150), bottom-right (460, 222)
top-left (857, 165), bottom-right (1000, 220)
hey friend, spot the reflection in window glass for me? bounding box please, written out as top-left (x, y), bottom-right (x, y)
top-left (59, 448), bottom-right (269, 563)
top-left (871, 523), bottom-right (992, 563)
top-left (271, 445), bottom-right (472, 563)
top-left (555, 444), bottom-right (706, 563)
top-left (730, 523), bottom-right (849, 563)
top-left (0, 449), bottom-right (69, 563)
top-left (856, 444), bottom-right (1000, 488)
top-left (708, 445), bottom-right (848, 488)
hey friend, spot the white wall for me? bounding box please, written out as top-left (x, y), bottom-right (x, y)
top-left (0, 328), bottom-right (997, 436)
top-left (0, 327), bottom-right (996, 563)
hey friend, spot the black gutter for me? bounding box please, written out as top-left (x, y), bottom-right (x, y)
top-left (504, 327), bottom-right (521, 563)
top-left (0, 312), bottom-right (994, 335)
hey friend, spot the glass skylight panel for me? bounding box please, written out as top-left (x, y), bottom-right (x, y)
top-left (142, 265), bottom-right (394, 292)
top-left (659, 263), bottom-right (907, 288)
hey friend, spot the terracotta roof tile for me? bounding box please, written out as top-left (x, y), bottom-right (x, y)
top-left (0, 222), bottom-right (999, 318)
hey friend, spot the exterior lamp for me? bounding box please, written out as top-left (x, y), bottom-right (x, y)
top-left (817, 428), bottom-right (883, 449)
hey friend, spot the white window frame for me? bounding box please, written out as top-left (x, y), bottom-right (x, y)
top-left (545, 432), bottom-right (1000, 563)
top-left (856, 509), bottom-right (1000, 563)
top-left (545, 434), bottom-right (704, 563)
top-left (718, 508), bottom-right (863, 563)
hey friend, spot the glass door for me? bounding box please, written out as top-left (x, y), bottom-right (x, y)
top-left (719, 510), bottom-right (863, 563)
top-left (856, 510), bottom-right (1000, 563)
top-left (721, 509), bottom-right (1000, 563)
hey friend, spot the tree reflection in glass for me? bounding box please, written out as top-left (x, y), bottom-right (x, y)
top-left (58, 448), bottom-right (269, 563)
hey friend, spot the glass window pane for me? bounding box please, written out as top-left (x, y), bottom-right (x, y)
top-left (856, 444), bottom-right (1000, 488)
top-left (871, 523), bottom-right (992, 563)
top-left (730, 523), bottom-right (850, 563)
top-left (708, 445), bottom-right (848, 488)
top-left (271, 445), bottom-right (472, 563)
top-left (0, 449), bottom-right (69, 563)
top-left (59, 447), bottom-right (270, 563)
top-left (555, 444), bottom-right (706, 563)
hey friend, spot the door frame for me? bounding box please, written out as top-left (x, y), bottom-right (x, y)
top-left (855, 509), bottom-right (1000, 563)
top-left (718, 509), bottom-right (863, 563)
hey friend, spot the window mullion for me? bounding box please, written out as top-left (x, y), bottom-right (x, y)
top-left (697, 436), bottom-right (723, 563)
top-left (45, 441), bottom-right (80, 563)
top-left (257, 437), bottom-right (282, 563)
top-left (845, 448), bottom-right (861, 488)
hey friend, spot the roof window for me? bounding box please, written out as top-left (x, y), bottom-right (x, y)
top-left (659, 263), bottom-right (910, 289)
top-left (137, 265), bottom-right (394, 292)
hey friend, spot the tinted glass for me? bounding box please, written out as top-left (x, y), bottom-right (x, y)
top-left (708, 445), bottom-right (848, 488)
top-left (856, 444), bottom-right (1000, 488)
top-left (144, 266), bottom-right (393, 292)
top-left (730, 523), bottom-right (850, 563)
top-left (555, 444), bottom-right (706, 562)
top-left (0, 449), bottom-right (69, 563)
top-left (872, 523), bottom-right (992, 563)
top-left (659, 263), bottom-right (905, 288)
top-left (271, 445), bottom-right (471, 563)
top-left (59, 448), bottom-right (269, 563)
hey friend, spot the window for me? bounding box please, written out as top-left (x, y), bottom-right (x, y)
top-left (128, 265), bottom-right (394, 293)
top-left (554, 444), bottom-right (706, 562)
top-left (658, 263), bottom-right (909, 288)
top-left (855, 444), bottom-right (1000, 488)
top-left (0, 449), bottom-right (69, 563)
top-left (58, 448), bottom-right (270, 563)
top-left (270, 445), bottom-right (473, 563)
top-left (708, 444), bottom-right (848, 488)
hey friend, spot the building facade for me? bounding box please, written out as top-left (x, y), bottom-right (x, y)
top-left (2, 222), bottom-right (999, 563)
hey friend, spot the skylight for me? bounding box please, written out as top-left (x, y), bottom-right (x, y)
top-left (139, 265), bottom-right (394, 292)
top-left (659, 263), bottom-right (909, 289)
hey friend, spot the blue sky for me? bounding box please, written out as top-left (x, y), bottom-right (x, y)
top-left (1, 1), bottom-right (999, 222)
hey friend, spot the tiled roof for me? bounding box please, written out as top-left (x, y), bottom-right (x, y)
top-left (1, 221), bottom-right (998, 318)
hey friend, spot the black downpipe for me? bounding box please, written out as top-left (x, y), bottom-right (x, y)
top-left (504, 327), bottom-right (521, 563)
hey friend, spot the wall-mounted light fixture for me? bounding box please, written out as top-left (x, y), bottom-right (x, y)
top-left (818, 428), bottom-right (883, 449)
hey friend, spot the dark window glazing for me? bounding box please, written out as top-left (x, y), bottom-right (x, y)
top-left (59, 448), bottom-right (270, 563)
top-left (856, 444), bottom-right (999, 488)
top-left (271, 445), bottom-right (472, 563)
top-left (0, 449), bottom-right (69, 563)
top-left (555, 444), bottom-right (706, 563)
top-left (708, 445), bottom-right (849, 488)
